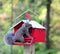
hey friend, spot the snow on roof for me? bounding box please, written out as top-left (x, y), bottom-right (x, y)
top-left (10, 20), bottom-right (46, 29)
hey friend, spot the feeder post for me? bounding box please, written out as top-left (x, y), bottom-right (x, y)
top-left (24, 44), bottom-right (35, 54)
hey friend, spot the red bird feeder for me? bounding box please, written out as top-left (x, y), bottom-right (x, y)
top-left (11, 20), bottom-right (46, 46)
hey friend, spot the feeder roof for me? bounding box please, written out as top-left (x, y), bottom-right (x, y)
top-left (10, 20), bottom-right (46, 29)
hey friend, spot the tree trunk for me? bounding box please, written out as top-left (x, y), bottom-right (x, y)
top-left (46, 0), bottom-right (52, 50)
top-left (0, 1), bottom-right (2, 9)
top-left (10, 0), bottom-right (13, 54)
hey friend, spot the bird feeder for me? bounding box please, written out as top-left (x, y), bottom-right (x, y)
top-left (10, 20), bottom-right (46, 46)
top-left (10, 10), bottom-right (46, 46)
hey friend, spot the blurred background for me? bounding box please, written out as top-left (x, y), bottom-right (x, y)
top-left (0, 0), bottom-right (60, 54)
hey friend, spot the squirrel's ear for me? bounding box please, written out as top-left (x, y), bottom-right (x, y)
top-left (4, 31), bottom-right (14, 45)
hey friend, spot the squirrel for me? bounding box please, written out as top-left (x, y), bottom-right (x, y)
top-left (4, 22), bottom-right (32, 45)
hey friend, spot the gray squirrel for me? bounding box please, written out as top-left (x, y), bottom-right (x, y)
top-left (4, 22), bottom-right (32, 45)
